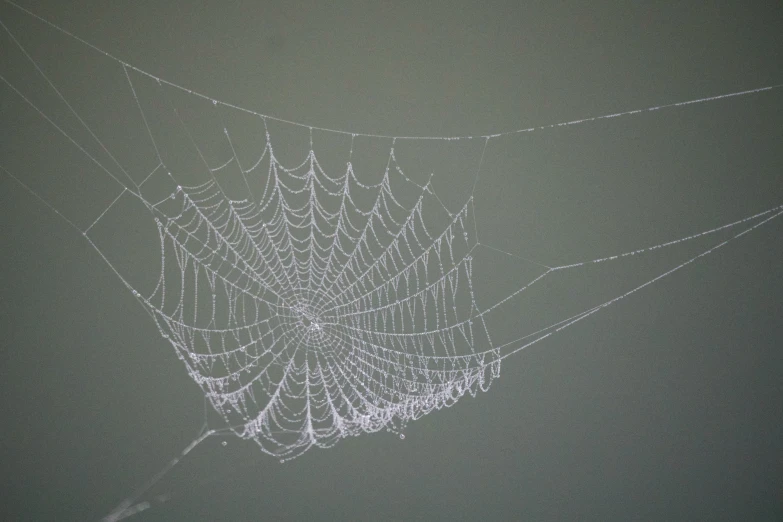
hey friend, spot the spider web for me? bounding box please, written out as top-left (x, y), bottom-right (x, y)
top-left (143, 128), bottom-right (498, 459)
top-left (1, 2), bottom-right (782, 521)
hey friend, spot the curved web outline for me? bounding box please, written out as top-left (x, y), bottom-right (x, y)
top-left (0, 2), bottom-right (782, 520)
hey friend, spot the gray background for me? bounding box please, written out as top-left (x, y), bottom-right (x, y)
top-left (1, 1), bottom-right (782, 520)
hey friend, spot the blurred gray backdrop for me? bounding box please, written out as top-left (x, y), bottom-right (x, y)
top-left (1, 1), bottom-right (782, 520)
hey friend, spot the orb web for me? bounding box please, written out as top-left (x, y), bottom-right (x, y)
top-left (145, 132), bottom-right (498, 461)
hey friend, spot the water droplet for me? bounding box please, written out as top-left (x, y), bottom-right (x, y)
top-left (399, 433), bottom-right (405, 440)
top-left (221, 441), bottom-right (227, 447)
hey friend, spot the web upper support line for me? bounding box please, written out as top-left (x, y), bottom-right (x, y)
top-left (5, 0), bottom-right (781, 142)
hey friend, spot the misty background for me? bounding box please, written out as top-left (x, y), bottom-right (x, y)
top-left (1, 1), bottom-right (782, 520)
